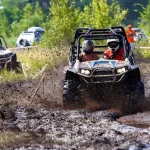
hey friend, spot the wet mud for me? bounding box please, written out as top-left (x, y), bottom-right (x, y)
top-left (0, 55), bottom-right (150, 149)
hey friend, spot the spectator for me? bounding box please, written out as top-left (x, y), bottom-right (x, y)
top-left (125, 24), bottom-right (136, 55)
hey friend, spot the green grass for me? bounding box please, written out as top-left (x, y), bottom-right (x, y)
top-left (135, 48), bottom-right (150, 58)
top-left (0, 47), bottom-right (67, 83)
top-left (5, 36), bottom-right (18, 48)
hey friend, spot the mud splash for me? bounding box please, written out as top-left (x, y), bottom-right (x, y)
top-left (0, 54), bottom-right (150, 149)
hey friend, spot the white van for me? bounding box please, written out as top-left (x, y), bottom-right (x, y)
top-left (16, 27), bottom-right (45, 47)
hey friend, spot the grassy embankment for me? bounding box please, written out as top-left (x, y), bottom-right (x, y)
top-left (135, 40), bottom-right (150, 58)
top-left (135, 48), bottom-right (150, 58)
top-left (6, 36), bottom-right (18, 48)
top-left (0, 42), bottom-right (68, 148)
top-left (0, 47), bottom-right (68, 83)
top-left (0, 35), bottom-right (67, 83)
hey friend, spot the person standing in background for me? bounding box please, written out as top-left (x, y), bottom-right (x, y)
top-left (125, 24), bottom-right (136, 56)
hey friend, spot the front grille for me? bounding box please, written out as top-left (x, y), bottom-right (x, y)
top-left (81, 75), bottom-right (123, 83)
top-left (0, 53), bottom-right (13, 59)
top-left (92, 76), bottom-right (120, 82)
top-left (93, 70), bottom-right (113, 76)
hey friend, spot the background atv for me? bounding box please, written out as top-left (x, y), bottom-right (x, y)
top-left (62, 26), bottom-right (144, 114)
top-left (0, 35), bottom-right (22, 73)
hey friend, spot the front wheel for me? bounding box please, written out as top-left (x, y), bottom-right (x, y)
top-left (121, 81), bottom-right (145, 115)
top-left (62, 79), bottom-right (84, 109)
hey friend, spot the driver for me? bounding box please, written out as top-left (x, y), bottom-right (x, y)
top-left (103, 39), bottom-right (125, 60)
top-left (79, 40), bottom-right (99, 62)
top-left (0, 39), bottom-right (4, 50)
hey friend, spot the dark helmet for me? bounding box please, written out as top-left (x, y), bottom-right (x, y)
top-left (107, 39), bottom-right (120, 53)
top-left (82, 40), bottom-right (94, 54)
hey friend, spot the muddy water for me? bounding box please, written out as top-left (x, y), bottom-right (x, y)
top-left (0, 56), bottom-right (150, 149)
top-left (118, 56), bottom-right (150, 129)
top-left (1, 107), bottom-right (150, 149)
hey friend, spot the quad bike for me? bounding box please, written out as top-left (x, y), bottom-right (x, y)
top-left (0, 35), bottom-right (22, 73)
top-left (62, 26), bottom-right (145, 114)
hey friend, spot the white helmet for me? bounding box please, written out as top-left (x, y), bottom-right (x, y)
top-left (107, 39), bottom-right (120, 52)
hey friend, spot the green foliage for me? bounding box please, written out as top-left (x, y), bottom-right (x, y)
top-left (116, 0), bottom-right (148, 26)
top-left (43, 0), bottom-right (127, 48)
top-left (11, 3), bottom-right (45, 36)
top-left (0, 0), bottom-right (45, 40)
top-left (76, 0), bottom-right (92, 10)
top-left (43, 0), bottom-right (80, 48)
top-left (26, 0), bottom-right (50, 15)
top-left (79, 0), bottom-right (128, 28)
top-left (0, 47), bottom-right (67, 83)
top-left (0, 0), bottom-right (28, 36)
top-left (6, 36), bottom-right (18, 47)
top-left (135, 48), bottom-right (150, 58)
top-left (0, 0), bottom-right (149, 40)
top-left (137, 2), bottom-right (150, 36)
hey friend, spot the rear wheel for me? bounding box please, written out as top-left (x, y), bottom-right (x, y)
top-left (18, 39), bottom-right (29, 47)
top-left (6, 54), bottom-right (17, 71)
top-left (15, 62), bottom-right (23, 73)
top-left (62, 79), bottom-right (84, 109)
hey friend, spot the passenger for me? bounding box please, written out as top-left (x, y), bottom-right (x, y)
top-left (79, 40), bottom-right (99, 62)
top-left (103, 39), bottom-right (125, 60)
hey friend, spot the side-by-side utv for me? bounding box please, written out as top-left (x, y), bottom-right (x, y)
top-left (0, 35), bottom-right (22, 72)
top-left (62, 26), bottom-right (144, 113)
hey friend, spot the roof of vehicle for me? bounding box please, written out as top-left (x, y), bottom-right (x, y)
top-left (27, 27), bottom-right (45, 32)
top-left (132, 28), bottom-right (141, 33)
top-left (0, 35), bottom-right (8, 49)
top-left (72, 26), bottom-right (130, 59)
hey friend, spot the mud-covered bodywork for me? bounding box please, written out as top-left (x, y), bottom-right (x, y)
top-left (66, 59), bottom-right (140, 83)
top-left (62, 26), bottom-right (144, 112)
top-left (0, 36), bottom-right (22, 72)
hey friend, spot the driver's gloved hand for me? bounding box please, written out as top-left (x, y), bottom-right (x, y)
top-left (110, 55), bottom-right (115, 59)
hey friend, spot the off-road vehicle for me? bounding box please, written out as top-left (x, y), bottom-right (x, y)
top-left (62, 26), bottom-right (144, 113)
top-left (16, 27), bottom-right (45, 47)
top-left (0, 35), bottom-right (22, 72)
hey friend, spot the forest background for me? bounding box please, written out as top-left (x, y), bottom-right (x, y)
top-left (0, 0), bottom-right (150, 47)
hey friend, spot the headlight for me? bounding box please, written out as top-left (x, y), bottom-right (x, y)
top-left (117, 67), bottom-right (126, 74)
top-left (80, 69), bottom-right (91, 75)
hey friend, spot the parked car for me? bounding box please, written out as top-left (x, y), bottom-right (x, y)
top-left (131, 27), bottom-right (147, 42)
top-left (16, 27), bottom-right (45, 47)
top-left (134, 32), bottom-right (147, 42)
top-left (132, 28), bottom-right (141, 33)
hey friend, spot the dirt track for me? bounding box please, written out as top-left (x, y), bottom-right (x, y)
top-left (0, 55), bottom-right (150, 149)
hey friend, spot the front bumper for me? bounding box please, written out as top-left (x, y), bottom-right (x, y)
top-left (78, 67), bottom-right (140, 84)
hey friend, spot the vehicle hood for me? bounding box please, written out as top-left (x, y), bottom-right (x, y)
top-left (78, 59), bottom-right (130, 70)
top-left (0, 49), bottom-right (12, 55)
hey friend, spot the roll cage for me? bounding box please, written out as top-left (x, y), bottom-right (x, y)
top-left (69, 26), bottom-right (131, 65)
top-left (0, 35), bottom-right (8, 50)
